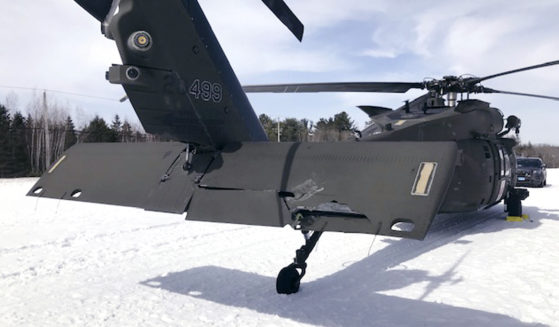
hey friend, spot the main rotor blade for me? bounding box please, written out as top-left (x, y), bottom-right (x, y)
top-left (75, 0), bottom-right (114, 21)
top-left (261, 0), bottom-right (304, 41)
top-left (243, 82), bottom-right (424, 93)
top-left (472, 60), bottom-right (559, 84)
top-left (481, 87), bottom-right (559, 101)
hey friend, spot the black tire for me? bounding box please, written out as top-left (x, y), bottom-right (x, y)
top-left (276, 266), bottom-right (301, 294)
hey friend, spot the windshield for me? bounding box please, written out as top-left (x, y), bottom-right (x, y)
top-left (517, 158), bottom-right (542, 168)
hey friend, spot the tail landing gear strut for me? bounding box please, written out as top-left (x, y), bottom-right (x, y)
top-left (276, 230), bottom-right (323, 294)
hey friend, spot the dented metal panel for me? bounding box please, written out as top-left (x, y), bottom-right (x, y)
top-left (198, 141), bottom-right (458, 239)
top-left (287, 142), bottom-right (457, 239)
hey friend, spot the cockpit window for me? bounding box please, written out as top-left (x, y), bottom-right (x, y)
top-left (517, 158), bottom-right (542, 168)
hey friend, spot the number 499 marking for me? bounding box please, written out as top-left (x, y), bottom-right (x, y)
top-left (189, 79), bottom-right (223, 103)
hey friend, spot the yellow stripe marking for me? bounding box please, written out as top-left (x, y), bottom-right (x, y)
top-left (412, 162), bottom-right (437, 196)
top-left (48, 155), bottom-right (66, 174)
top-left (395, 120), bottom-right (406, 126)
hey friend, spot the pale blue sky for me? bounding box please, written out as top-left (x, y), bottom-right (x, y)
top-left (1, 0), bottom-right (558, 144)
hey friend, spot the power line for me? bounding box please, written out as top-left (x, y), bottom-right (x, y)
top-left (0, 84), bottom-right (121, 102)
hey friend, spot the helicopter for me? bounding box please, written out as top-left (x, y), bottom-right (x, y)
top-left (27, 0), bottom-right (559, 294)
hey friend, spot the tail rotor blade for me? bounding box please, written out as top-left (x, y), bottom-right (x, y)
top-left (75, 0), bottom-right (114, 21)
top-left (261, 0), bottom-right (304, 41)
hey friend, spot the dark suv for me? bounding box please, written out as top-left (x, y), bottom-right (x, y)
top-left (516, 157), bottom-right (547, 187)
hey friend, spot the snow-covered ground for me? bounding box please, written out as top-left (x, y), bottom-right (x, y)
top-left (1, 171), bottom-right (558, 327)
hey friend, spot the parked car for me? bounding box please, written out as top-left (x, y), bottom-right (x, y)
top-left (516, 157), bottom-right (547, 187)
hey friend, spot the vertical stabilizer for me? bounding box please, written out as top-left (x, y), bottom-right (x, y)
top-left (101, 0), bottom-right (268, 147)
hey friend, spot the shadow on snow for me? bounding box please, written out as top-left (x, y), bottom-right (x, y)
top-left (141, 205), bottom-right (554, 327)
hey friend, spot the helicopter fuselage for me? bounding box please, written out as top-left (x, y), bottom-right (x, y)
top-left (361, 96), bottom-right (518, 214)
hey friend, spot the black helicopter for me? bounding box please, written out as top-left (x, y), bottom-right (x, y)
top-left (28, 0), bottom-right (559, 294)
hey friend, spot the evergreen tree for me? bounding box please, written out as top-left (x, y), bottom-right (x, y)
top-left (313, 112), bottom-right (355, 141)
top-left (111, 114), bottom-right (122, 134)
top-left (83, 116), bottom-right (118, 142)
top-left (315, 117), bottom-right (333, 130)
top-left (333, 111), bottom-right (355, 132)
top-left (0, 105), bottom-right (12, 177)
top-left (64, 116), bottom-right (77, 150)
top-left (258, 114), bottom-right (277, 141)
top-left (9, 112), bottom-right (30, 176)
top-left (0, 104), bottom-right (10, 130)
top-left (121, 120), bottom-right (133, 142)
top-left (280, 118), bottom-right (305, 142)
top-left (0, 104), bottom-right (9, 130)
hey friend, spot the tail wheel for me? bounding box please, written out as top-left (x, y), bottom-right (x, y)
top-left (276, 265), bottom-right (301, 294)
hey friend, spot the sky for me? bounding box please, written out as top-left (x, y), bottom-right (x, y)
top-left (1, 0), bottom-right (558, 144)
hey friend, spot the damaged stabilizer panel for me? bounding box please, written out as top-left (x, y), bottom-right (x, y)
top-left (28, 141), bottom-right (457, 240)
top-left (189, 141), bottom-right (458, 239)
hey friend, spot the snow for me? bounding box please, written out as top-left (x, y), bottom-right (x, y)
top-left (1, 171), bottom-right (558, 327)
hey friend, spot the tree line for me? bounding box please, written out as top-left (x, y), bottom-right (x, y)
top-left (258, 111), bottom-right (357, 142)
top-left (0, 92), bottom-right (359, 178)
top-left (516, 143), bottom-right (559, 168)
top-left (0, 93), bottom-right (164, 178)
top-left (2, 92), bottom-right (557, 178)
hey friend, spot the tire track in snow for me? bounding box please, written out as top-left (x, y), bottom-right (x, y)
top-left (0, 221), bottom-right (185, 255)
top-left (0, 223), bottom-right (271, 282)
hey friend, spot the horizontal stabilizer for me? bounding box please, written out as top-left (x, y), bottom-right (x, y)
top-left (29, 141), bottom-right (457, 240)
top-left (358, 105), bottom-right (392, 117)
top-left (27, 142), bottom-right (209, 214)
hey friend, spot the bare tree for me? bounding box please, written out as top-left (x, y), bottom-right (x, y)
top-left (4, 92), bottom-right (19, 113)
top-left (25, 92), bottom-right (71, 174)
